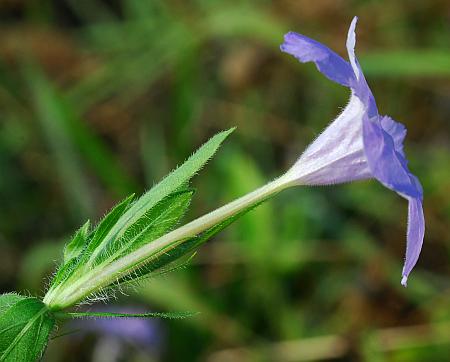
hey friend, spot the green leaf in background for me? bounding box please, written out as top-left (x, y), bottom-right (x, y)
top-left (0, 295), bottom-right (55, 362)
top-left (361, 50), bottom-right (450, 77)
top-left (23, 63), bottom-right (137, 202)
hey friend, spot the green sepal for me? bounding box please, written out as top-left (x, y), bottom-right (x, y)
top-left (117, 198), bottom-right (268, 284)
top-left (54, 310), bottom-right (197, 320)
top-left (0, 294), bottom-right (55, 362)
top-left (63, 220), bottom-right (91, 263)
top-left (121, 128), bottom-right (234, 228)
top-left (94, 128), bottom-right (235, 256)
top-left (86, 193), bottom-right (136, 256)
top-left (95, 189), bottom-right (195, 265)
top-left (48, 194), bottom-right (135, 290)
top-left (44, 129), bottom-right (234, 306)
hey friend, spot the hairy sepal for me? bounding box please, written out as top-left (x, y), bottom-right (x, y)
top-left (45, 129), bottom-right (233, 307)
top-left (93, 189), bottom-right (195, 266)
top-left (115, 198), bottom-right (268, 286)
top-left (48, 194), bottom-right (135, 291)
top-left (55, 310), bottom-right (197, 320)
top-left (63, 220), bottom-right (91, 263)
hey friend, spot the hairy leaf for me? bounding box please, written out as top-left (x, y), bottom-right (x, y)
top-left (0, 295), bottom-right (55, 362)
top-left (0, 294), bottom-right (23, 314)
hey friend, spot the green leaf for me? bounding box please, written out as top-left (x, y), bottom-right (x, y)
top-left (24, 63), bottom-right (137, 198)
top-left (0, 294), bottom-right (23, 314)
top-left (63, 220), bottom-right (90, 263)
top-left (24, 63), bottom-right (94, 219)
top-left (94, 189), bottom-right (194, 265)
top-left (0, 295), bottom-right (55, 362)
top-left (55, 310), bottom-right (197, 320)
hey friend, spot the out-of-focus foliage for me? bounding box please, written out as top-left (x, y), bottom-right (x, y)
top-left (0, 0), bottom-right (449, 361)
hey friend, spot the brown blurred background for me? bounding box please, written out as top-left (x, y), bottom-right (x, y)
top-left (0, 1), bottom-right (449, 361)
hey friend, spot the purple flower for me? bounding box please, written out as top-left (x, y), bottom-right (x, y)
top-left (281, 17), bottom-right (425, 286)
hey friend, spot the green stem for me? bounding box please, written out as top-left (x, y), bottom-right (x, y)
top-left (44, 175), bottom-right (293, 310)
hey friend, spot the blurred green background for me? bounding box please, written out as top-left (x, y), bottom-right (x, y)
top-left (0, 1), bottom-right (449, 361)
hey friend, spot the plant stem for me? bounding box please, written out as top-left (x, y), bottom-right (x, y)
top-left (44, 175), bottom-right (293, 310)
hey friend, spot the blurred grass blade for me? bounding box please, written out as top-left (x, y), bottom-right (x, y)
top-left (361, 50), bottom-right (450, 77)
top-left (140, 121), bottom-right (169, 185)
top-left (23, 63), bottom-right (137, 198)
top-left (202, 4), bottom-right (285, 46)
top-left (24, 63), bottom-right (94, 220)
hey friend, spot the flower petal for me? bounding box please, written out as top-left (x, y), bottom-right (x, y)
top-left (280, 31), bottom-right (355, 87)
top-left (401, 197), bottom-right (425, 286)
top-left (345, 21), bottom-right (423, 200)
top-left (288, 93), bottom-right (372, 185)
top-left (346, 17), bottom-right (360, 79)
top-left (363, 116), bottom-right (421, 198)
top-left (380, 116), bottom-right (407, 158)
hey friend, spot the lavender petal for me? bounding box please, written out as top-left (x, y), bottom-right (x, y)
top-left (401, 198), bottom-right (425, 286)
top-left (280, 32), bottom-right (355, 87)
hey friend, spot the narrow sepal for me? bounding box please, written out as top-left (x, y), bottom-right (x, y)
top-left (55, 310), bottom-right (198, 320)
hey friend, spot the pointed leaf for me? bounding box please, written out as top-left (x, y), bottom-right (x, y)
top-left (48, 258), bottom-right (80, 290)
top-left (44, 130), bottom-right (234, 305)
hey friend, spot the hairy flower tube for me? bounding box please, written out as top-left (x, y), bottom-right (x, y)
top-left (280, 17), bottom-right (425, 286)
